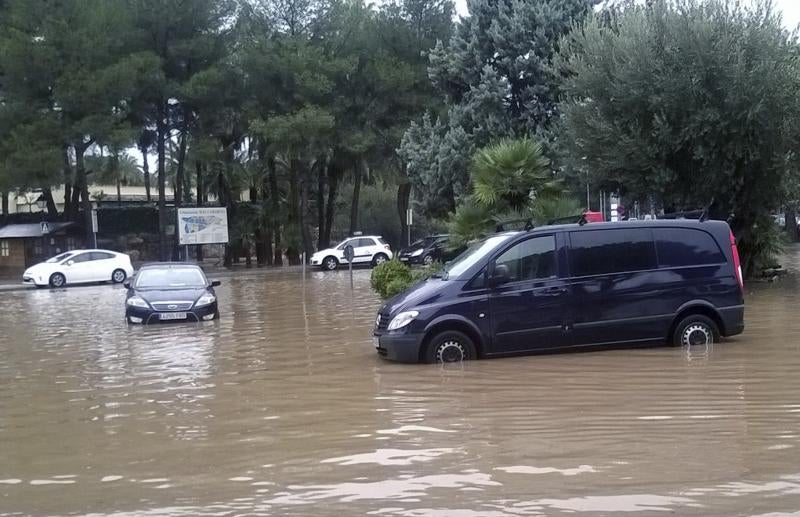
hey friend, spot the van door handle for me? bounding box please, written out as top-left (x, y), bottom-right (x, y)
top-left (542, 286), bottom-right (568, 296)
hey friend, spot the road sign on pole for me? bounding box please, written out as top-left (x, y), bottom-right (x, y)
top-left (344, 244), bottom-right (355, 289)
top-left (406, 208), bottom-right (413, 246)
top-left (91, 209), bottom-right (98, 247)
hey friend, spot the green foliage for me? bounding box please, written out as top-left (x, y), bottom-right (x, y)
top-left (371, 259), bottom-right (413, 299)
top-left (370, 258), bottom-right (443, 299)
top-left (555, 0), bottom-right (800, 275)
top-left (400, 0), bottom-right (594, 219)
top-left (449, 137), bottom-right (565, 247)
top-left (471, 138), bottom-right (555, 211)
top-left (739, 215), bottom-right (786, 275)
top-left (530, 195), bottom-right (582, 225)
top-left (446, 202), bottom-right (497, 249)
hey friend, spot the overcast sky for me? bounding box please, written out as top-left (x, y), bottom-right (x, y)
top-left (775, 0), bottom-right (800, 29)
top-left (454, 0), bottom-right (800, 29)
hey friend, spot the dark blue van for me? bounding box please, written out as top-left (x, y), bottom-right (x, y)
top-left (373, 220), bottom-right (745, 363)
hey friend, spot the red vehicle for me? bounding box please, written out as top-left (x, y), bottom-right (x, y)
top-left (582, 210), bottom-right (604, 223)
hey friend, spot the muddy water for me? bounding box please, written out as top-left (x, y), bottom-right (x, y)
top-left (2, 260), bottom-right (800, 516)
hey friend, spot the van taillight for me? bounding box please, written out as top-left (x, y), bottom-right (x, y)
top-left (729, 230), bottom-right (743, 292)
top-left (384, 244), bottom-right (391, 250)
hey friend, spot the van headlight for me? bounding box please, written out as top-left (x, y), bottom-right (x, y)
top-left (387, 311), bottom-right (419, 331)
top-left (411, 249), bottom-right (424, 257)
top-left (195, 294), bottom-right (216, 307)
top-left (126, 296), bottom-right (149, 308)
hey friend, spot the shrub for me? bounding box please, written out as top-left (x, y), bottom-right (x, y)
top-left (385, 278), bottom-right (412, 299)
top-left (371, 260), bottom-right (413, 299)
top-left (370, 260), bottom-right (444, 299)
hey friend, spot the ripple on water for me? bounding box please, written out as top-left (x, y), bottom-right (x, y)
top-left (2, 263), bottom-right (800, 515)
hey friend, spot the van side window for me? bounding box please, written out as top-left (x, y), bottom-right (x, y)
top-left (494, 236), bottom-right (556, 282)
top-left (570, 229), bottom-right (656, 276)
top-left (654, 228), bottom-right (724, 267)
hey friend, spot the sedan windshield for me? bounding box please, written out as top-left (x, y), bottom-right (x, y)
top-left (135, 268), bottom-right (207, 289)
top-left (47, 252), bottom-right (74, 263)
top-left (443, 234), bottom-right (515, 279)
top-left (411, 237), bottom-right (437, 248)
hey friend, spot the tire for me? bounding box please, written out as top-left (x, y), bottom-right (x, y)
top-left (111, 269), bottom-right (127, 284)
top-left (423, 254), bottom-right (434, 266)
top-left (423, 330), bottom-right (477, 364)
top-left (672, 315), bottom-right (720, 347)
top-left (322, 256), bottom-right (339, 271)
top-left (372, 253), bottom-right (389, 267)
top-left (49, 273), bottom-right (66, 288)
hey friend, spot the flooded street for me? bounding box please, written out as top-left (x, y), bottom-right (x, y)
top-left (2, 258), bottom-right (800, 516)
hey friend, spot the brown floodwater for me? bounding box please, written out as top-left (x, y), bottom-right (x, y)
top-left (2, 252), bottom-right (800, 516)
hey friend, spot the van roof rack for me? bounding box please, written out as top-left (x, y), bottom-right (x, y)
top-left (656, 209), bottom-right (705, 220)
top-left (658, 198), bottom-right (714, 222)
top-left (495, 218), bottom-right (535, 232)
top-left (546, 214), bottom-right (584, 226)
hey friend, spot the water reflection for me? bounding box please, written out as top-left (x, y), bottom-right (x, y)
top-left (1, 251), bottom-right (800, 515)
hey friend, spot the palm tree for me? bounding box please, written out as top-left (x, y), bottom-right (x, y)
top-left (471, 138), bottom-right (558, 212)
top-left (450, 137), bottom-right (566, 244)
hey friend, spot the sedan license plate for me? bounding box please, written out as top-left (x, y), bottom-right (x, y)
top-left (159, 312), bottom-right (187, 321)
top-left (373, 336), bottom-right (380, 349)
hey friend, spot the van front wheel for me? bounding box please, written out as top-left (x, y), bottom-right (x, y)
top-left (672, 315), bottom-right (719, 347)
top-left (424, 331), bottom-right (477, 363)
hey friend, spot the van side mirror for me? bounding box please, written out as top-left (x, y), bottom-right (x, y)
top-left (211, 280), bottom-right (221, 287)
top-left (123, 280), bottom-right (131, 289)
top-left (489, 264), bottom-right (511, 287)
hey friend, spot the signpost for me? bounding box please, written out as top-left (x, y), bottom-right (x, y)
top-left (344, 244), bottom-right (355, 289)
top-left (91, 209), bottom-right (98, 248)
top-left (406, 208), bottom-right (413, 247)
top-left (177, 207), bottom-right (229, 261)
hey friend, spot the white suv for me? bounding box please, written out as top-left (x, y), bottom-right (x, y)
top-left (310, 236), bottom-right (393, 270)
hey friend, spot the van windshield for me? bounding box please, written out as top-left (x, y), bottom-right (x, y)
top-left (444, 234), bottom-right (515, 279)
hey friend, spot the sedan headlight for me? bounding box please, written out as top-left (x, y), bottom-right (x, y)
top-left (411, 249), bottom-right (424, 257)
top-left (126, 296), bottom-right (149, 308)
top-left (195, 293), bottom-right (216, 308)
top-left (387, 310), bottom-right (419, 331)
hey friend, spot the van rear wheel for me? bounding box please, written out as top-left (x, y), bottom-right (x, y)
top-left (424, 331), bottom-right (477, 363)
top-left (672, 315), bottom-right (719, 347)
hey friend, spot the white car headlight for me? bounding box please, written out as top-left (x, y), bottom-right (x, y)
top-left (195, 294), bottom-right (216, 307)
top-left (387, 311), bottom-right (419, 331)
top-left (126, 296), bottom-right (149, 308)
top-left (411, 249), bottom-right (424, 257)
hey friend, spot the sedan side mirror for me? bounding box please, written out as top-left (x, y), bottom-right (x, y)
top-left (211, 280), bottom-right (221, 287)
top-left (66, 260), bottom-right (74, 266)
top-left (489, 264), bottom-right (511, 287)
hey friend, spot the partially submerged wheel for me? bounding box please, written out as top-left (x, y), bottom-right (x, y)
top-left (424, 330), bottom-right (477, 363)
top-left (322, 256), bottom-right (338, 271)
top-left (672, 315), bottom-right (719, 347)
top-left (372, 253), bottom-right (389, 267)
top-left (49, 273), bottom-right (66, 288)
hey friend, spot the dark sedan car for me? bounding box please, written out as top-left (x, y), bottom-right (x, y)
top-left (124, 263), bottom-right (220, 324)
top-left (397, 235), bottom-right (462, 266)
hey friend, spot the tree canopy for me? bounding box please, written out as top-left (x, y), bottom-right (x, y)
top-left (555, 0), bottom-right (800, 274)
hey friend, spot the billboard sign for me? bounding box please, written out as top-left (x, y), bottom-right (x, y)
top-left (177, 207), bottom-right (229, 245)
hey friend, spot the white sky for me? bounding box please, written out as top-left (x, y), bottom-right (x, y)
top-left (454, 0), bottom-right (800, 29)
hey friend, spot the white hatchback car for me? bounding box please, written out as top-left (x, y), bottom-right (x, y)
top-left (310, 236), bottom-right (393, 270)
top-left (23, 249), bottom-right (135, 288)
